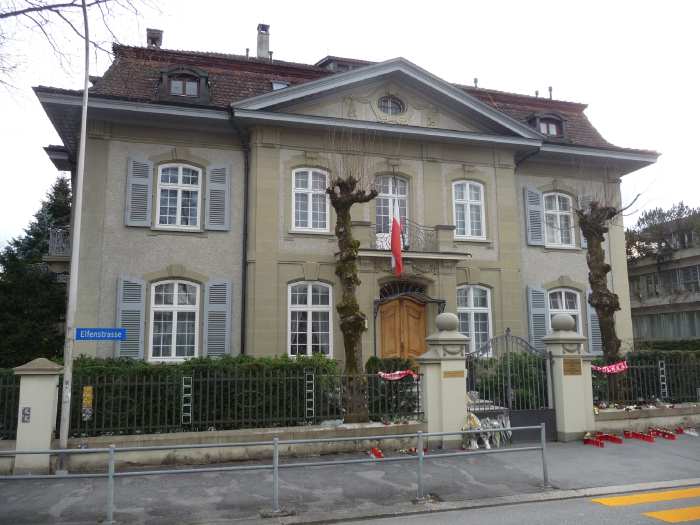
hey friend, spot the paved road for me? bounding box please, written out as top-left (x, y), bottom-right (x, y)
top-left (347, 486), bottom-right (700, 524)
top-left (0, 436), bottom-right (698, 523)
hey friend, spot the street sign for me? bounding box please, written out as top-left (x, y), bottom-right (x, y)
top-left (75, 328), bottom-right (126, 341)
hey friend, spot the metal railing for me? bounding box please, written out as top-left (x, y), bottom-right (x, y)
top-left (60, 371), bottom-right (422, 437)
top-left (0, 424), bottom-right (549, 523)
top-left (48, 227), bottom-right (71, 257)
top-left (370, 219), bottom-right (438, 252)
top-left (0, 374), bottom-right (20, 440)
top-left (593, 356), bottom-right (700, 405)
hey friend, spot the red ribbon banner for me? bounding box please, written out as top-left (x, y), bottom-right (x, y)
top-left (377, 370), bottom-right (418, 381)
top-left (591, 361), bottom-right (628, 374)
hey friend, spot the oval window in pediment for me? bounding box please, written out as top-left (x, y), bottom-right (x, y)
top-left (378, 95), bottom-right (406, 116)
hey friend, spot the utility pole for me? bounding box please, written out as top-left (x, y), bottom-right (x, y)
top-left (58, 0), bottom-right (90, 462)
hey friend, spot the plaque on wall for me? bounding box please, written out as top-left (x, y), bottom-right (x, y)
top-left (563, 358), bottom-right (582, 376)
top-left (443, 370), bottom-right (464, 379)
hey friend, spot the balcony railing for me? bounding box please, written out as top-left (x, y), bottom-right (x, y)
top-left (370, 219), bottom-right (438, 253)
top-left (48, 228), bottom-right (71, 257)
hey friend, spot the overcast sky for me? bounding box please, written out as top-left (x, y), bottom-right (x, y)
top-left (0, 0), bottom-right (697, 246)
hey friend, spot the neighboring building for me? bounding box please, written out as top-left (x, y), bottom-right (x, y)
top-left (628, 231), bottom-right (700, 342)
top-left (36, 25), bottom-right (658, 365)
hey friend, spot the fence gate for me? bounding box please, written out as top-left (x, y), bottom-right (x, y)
top-left (467, 329), bottom-right (556, 441)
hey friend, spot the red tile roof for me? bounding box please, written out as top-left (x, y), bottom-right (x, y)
top-left (53, 44), bottom-right (652, 154)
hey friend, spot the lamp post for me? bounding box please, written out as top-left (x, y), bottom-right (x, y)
top-left (58, 0), bottom-right (90, 461)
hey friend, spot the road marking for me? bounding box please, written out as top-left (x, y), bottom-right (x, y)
top-left (644, 506), bottom-right (700, 523)
top-left (592, 487), bottom-right (700, 507)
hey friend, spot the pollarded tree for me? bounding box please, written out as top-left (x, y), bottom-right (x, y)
top-left (326, 132), bottom-right (379, 423)
top-left (577, 201), bottom-right (625, 363)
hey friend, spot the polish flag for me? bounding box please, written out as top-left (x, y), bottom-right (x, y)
top-left (391, 212), bottom-right (403, 277)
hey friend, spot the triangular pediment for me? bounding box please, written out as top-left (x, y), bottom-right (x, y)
top-left (233, 58), bottom-right (540, 139)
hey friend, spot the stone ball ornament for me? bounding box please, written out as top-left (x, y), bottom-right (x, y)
top-left (551, 313), bottom-right (576, 332)
top-left (436, 312), bottom-right (459, 332)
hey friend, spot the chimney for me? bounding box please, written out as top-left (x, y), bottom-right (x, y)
top-left (257, 23), bottom-right (270, 59)
top-left (146, 28), bottom-right (163, 49)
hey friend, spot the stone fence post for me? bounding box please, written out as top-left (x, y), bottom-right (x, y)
top-left (417, 312), bottom-right (469, 447)
top-left (13, 358), bottom-right (63, 474)
top-left (543, 314), bottom-right (595, 442)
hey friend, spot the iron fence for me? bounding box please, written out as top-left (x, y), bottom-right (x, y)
top-left (370, 219), bottom-right (438, 252)
top-left (48, 227), bottom-right (71, 257)
top-left (593, 355), bottom-right (700, 405)
top-left (0, 374), bottom-right (20, 440)
top-left (466, 351), bottom-right (551, 412)
top-left (61, 371), bottom-right (422, 438)
top-left (0, 424), bottom-right (549, 524)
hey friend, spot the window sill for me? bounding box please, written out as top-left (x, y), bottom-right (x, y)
top-left (543, 245), bottom-right (580, 252)
top-left (287, 230), bottom-right (334, 239)
top-left (148, 228), bottom-right (207, 238)
top-left (454, 237), bottom-right (491, 244)
top-left (148, 357), bottom-right (196, 363)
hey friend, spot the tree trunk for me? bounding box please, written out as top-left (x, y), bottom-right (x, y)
top-left (327, 175), bottom-right (377, 423)
top-left (334, 203), bottom-right (369, 422)
top-left (577, 203), bottom-right (622, 364)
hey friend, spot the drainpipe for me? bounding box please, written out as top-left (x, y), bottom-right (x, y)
top-left (230, 112), bottom-right (250, 355)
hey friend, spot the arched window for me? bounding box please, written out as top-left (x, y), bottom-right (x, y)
top-left (288, 282), bottom-right (332, 356)
top-left (375, 175), bottom-right (408, 239)
top-left (292, 168), bottom-right (329, 232)
top-left (149, 280), bottom-right (199, 361)
top-left (457, 285), bottom-right (492, 353)
top-left (156, 163), bottom-right (202, 229)
top-left (544, 192), bottom-right (574, 247)
top-left (548, 288), bottom-right (580, 333)
top-left (453, 181), bottom-right (485, 239)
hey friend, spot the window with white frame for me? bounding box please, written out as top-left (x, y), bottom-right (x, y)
top-left (375, 175), bottom-right (408, 236)
top-left (288, 282), bottom-right (332, 356)
top-left (548, 288), bottom-right (580, 333)
top-left (169, 76), bottom-right (199, 97)
top-left (457, 285), bottom-right (492, 353)
top-left (453, 181), bottom-right (485, 239)
top-left (544, 192), bottom-right (574, 247)
top-left (156, 164), bottom-right (202, 229)
top-left (149, 280), bottom-right (199, 361)
top-left (292, 169), bottom-right (329, 231)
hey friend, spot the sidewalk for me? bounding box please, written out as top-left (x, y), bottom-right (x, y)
top-left (0, 436), bottom-right (698, 524)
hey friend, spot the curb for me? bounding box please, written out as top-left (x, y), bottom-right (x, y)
top-left (255, 478), bottom-right (700, 524)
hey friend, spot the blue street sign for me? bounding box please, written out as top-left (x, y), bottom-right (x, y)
top-left (75, 328), bottom-right (126, 341)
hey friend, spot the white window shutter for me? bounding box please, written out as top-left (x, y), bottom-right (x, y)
top-left (206, 165), bottom-right (230, 231)
top-left (527, 286), bottom-right (548, 352)
top-left (524, 187), bottom-right (544, 246)
top-left (204, 279), bottom-right (232, 357)
top-left (116, 276), bottom-right (145, 359)
top-left (587, 292), bottom-right (603, 354)
top-left (125, 158), bottom-right (153, 227)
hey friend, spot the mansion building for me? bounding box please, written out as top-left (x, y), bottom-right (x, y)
top-left (37, 25), bottom-right (658, 365)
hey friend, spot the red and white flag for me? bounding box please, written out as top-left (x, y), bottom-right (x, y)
top-left (390, 205), bottom-right (403, 277)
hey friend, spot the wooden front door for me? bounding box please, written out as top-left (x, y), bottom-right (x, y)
top-left (379, 297), bottom-right (427, 359)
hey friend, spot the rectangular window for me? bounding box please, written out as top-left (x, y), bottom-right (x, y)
top-left (292, 170), bottom-right (328, 232)
top-left (457, 285), bottom-right (492, 354)
top-left (288, 282), bottom-right (332, 356)
top-left (544, 192), bottom-right (574, 247)
top-left (453, 181), bottom-right (485, 239)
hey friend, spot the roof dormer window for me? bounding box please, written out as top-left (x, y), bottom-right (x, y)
top-left (170, 76), bottom-right (199, 97)
top-left (539, 118), bottom-right (561, 136)
top-left (529, 114), bottom-right (565, 138)
top-left (159, 66), bottom-right (210, 104)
